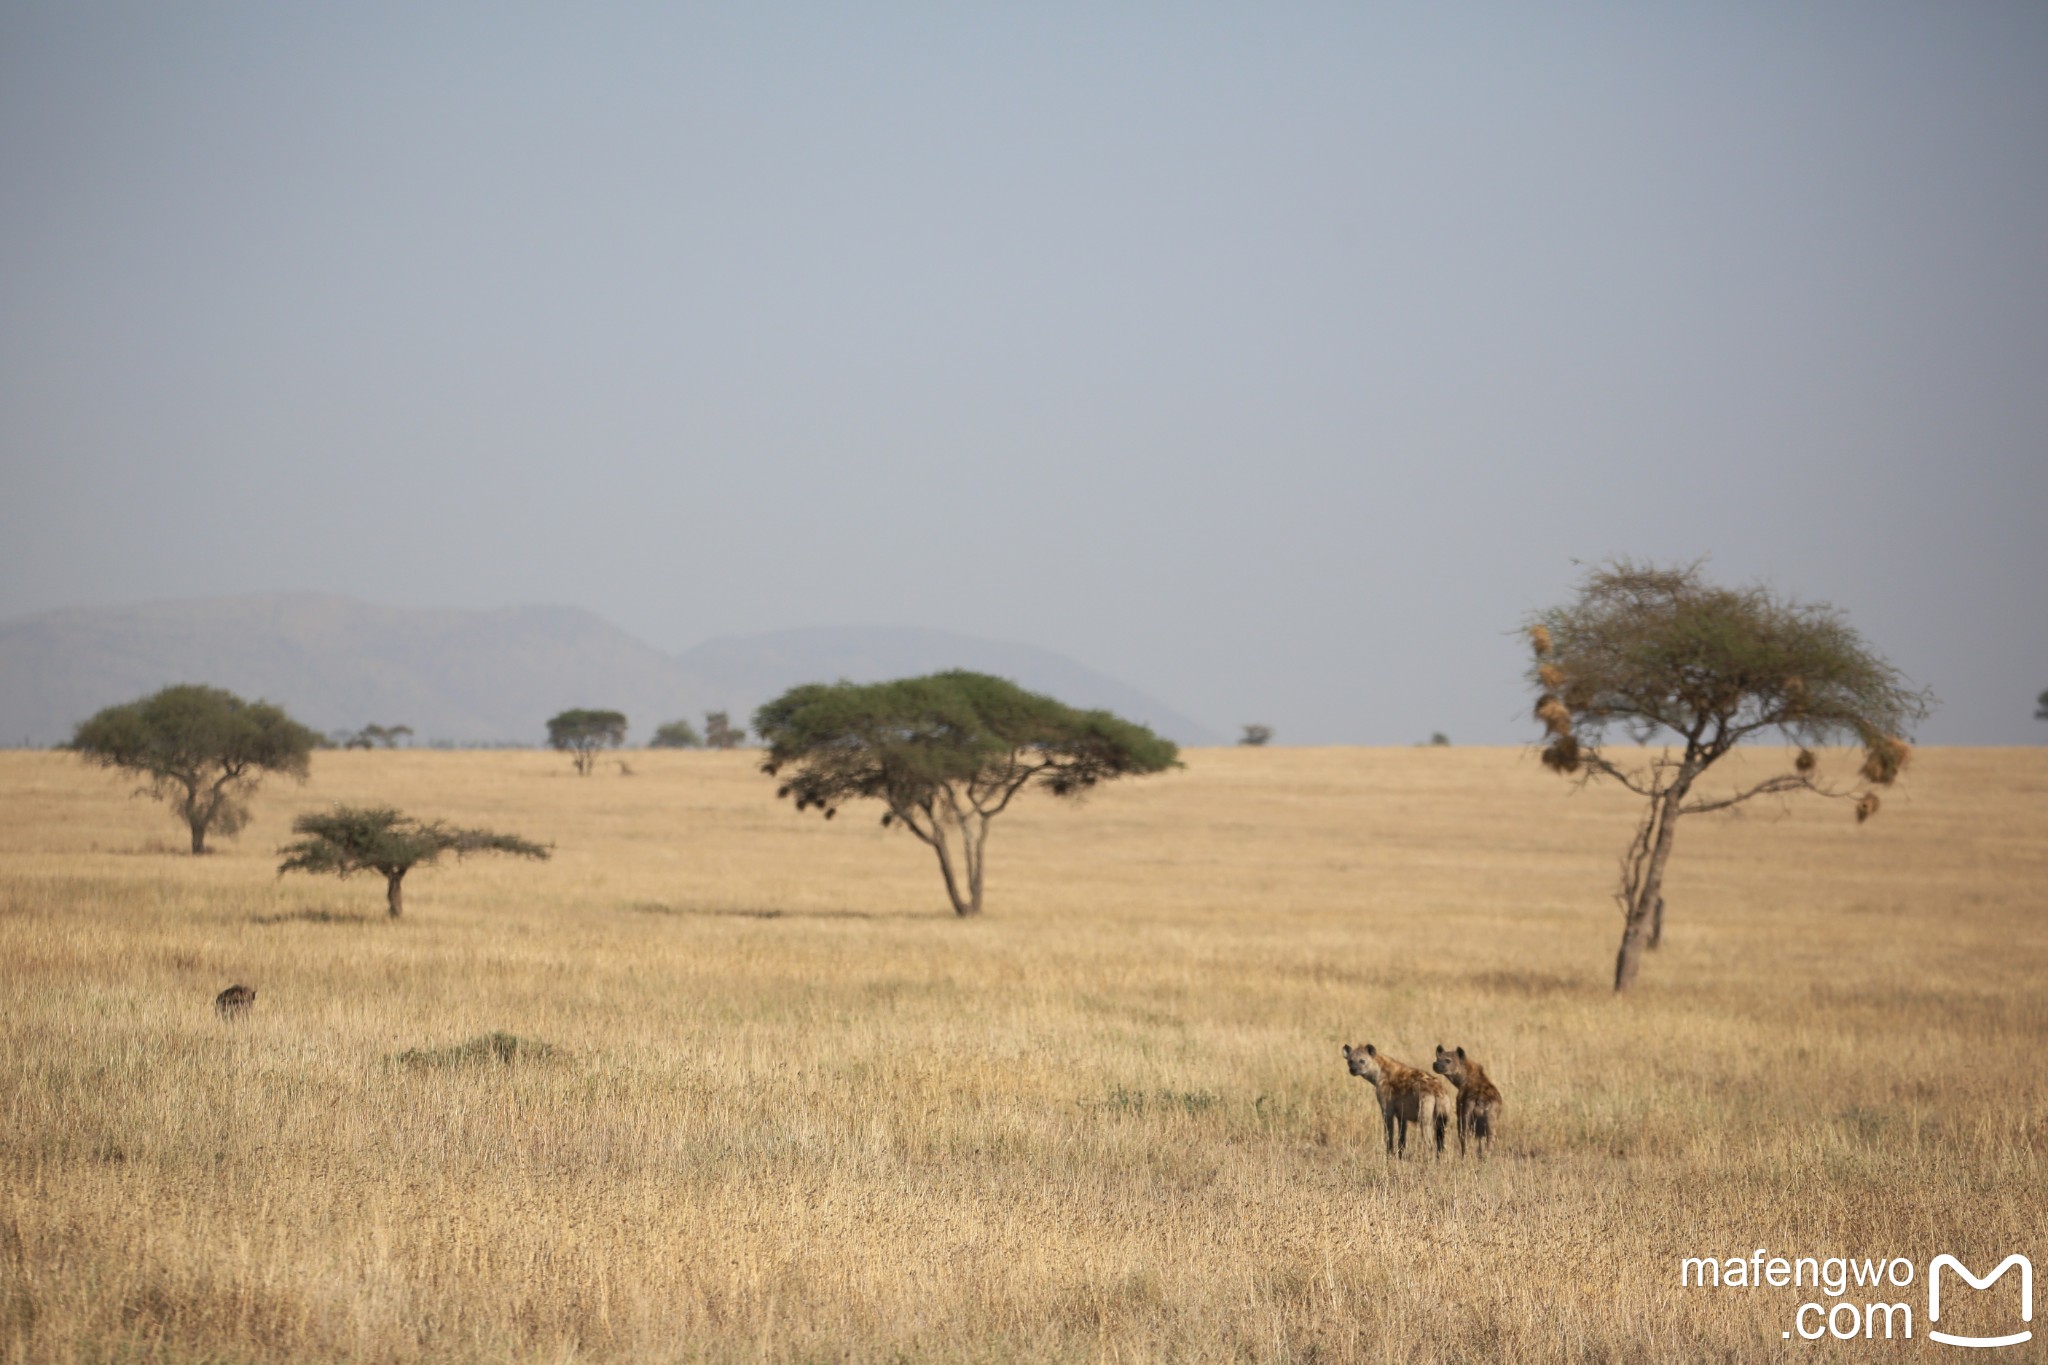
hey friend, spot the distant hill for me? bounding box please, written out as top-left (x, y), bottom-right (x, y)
top-left (0, 595), bottom-right (710, 747)
top-left (0, 596), bottom-right (1220, 748)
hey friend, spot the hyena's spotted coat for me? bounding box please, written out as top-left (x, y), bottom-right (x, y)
top-left (1342, 1043), bottom-right (1450, 1158)
top-left (1433, 1044), bottom-right (1503, 1159)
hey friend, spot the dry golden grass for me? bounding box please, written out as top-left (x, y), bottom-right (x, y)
top-left (2, 745), bottom-right (2044, 1362)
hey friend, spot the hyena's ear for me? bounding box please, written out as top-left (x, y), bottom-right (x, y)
top-left (1435, 1044), bottom-right (1448, 1056)
top-left (1364, 1043), bottom-right (1377, 1056)
top-left (1457, 1047), bottom-right (1467, 1059)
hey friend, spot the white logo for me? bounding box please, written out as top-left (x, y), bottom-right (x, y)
top-left (1928, 1254), bottom-right (2032, 1349)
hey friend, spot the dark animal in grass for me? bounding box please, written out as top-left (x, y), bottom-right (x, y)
top-left (1342, 1043), bottom-right (1450, 1158)
top-left (1433, 1044), bottom-right (1504, 1158)
top-left (214, 984), bottom-right (256, 1020)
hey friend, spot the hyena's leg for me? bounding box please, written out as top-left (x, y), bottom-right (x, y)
top-left (1382, 1107), bottom-right (1397, 1155)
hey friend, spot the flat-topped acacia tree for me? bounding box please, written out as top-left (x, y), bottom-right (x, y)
top-left (1528, 561), bottom-right (1932, 991)
top-left (754, 671), bottom-right (1180, 917)
top-left (277, 805), bottom-right (549, 917)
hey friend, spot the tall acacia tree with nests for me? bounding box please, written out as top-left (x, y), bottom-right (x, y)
top-left (1527, 561), bottom-right (1932, 991)
top-left (755, 671), bottom-right (1180, 917)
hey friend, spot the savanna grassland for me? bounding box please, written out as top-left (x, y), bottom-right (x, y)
top-left (2, 745), bottom-right (2044, 1362)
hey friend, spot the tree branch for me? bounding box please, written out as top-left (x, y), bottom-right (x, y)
top-left (1579, 750), bottom-right (1663, 798)
top-left (1681, 773), bottom-right (1818, 815)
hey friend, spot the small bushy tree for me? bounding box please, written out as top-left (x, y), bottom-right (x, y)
top-left (277, 805), bottom-right (549, 917)
top-left (756, 671), bottom-right (1179, 917)
top-left (546, 709), bottom-right (627, 774)
top-left (1240, 724), bottom-right (1273, 746)
top-left (1527, 561), bottom-right (1931, 991)
top-left (2036, 689), bottom-right (2047, 722)
top-left (649, 719), bottom-right (702, 749)
top-left (70, 685), bottom-right (320, 853)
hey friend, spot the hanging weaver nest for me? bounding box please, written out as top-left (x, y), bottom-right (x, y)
top-left (1860, 734), bottom-right (1910, 786)
top-left (1529, 624), bottom-right (1552, 656)
top-left (1534, 695), bottom-right (1573, 737)
top-left (1541, 734), bottom-right (1581, 773)
top-left (1794, 748), bottom-right (1817, 774)
top-left (1855, 793), bottom-right (1881, 823)
top-left (1538, 662), bottom-right (1566, 691)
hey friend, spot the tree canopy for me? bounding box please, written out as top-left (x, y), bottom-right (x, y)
top-left (755, 671), bottom-right (1179, 916)
top-left (277, 805), bottom-right (549, 917)
top-left (342, 724), bottom-right (413, 749)
top-left (70, 684), bottom-right (320, 853)
top-left (546, 709), bottom-right (628, 774)
top-left (1528, 561), bottom-right (1932, 989)
top-left (649, 719), bottom-right (702, 749)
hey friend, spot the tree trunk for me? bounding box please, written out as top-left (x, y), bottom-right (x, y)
top-left (962, 816), bottom-right (987, 917)
top-left (181, 778), bottom-right (208, 854)
top-left (386, 871), bottom-right (405, 918)
top-left (1614, 793), bottom-right (1682, 991)
top-left (1648, 893), bottom-right (1666, 949)
top-left (927, 815), bottom-right (986, 917)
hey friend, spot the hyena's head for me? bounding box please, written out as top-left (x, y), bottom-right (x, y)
top-left (1342, 1043), bottom-right (1383, 1084)
top-left (1432, 1045), bottom-right (1471, 1087)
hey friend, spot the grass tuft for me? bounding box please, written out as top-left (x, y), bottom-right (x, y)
top-left (393, 1031), bottom-right (559, 1067)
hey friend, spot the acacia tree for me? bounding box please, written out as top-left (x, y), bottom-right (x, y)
top-left (344, 724), bottom-right (413, 749)
top-left (755, 671), bottom-right (1180, 917)
top-left (546, 709), bottom-right (627, 774)
top-left (70, 685), bottom-right (321, 854)
top-left (2035, 689), bottom-right (2047, 722)
top-left (1528, 562), bottom-right (1932, 991)
top-left (649, 719), bottom-right (702, 749)
top-left (704, 711), bottom-right (746, 750)
top-left (277, 805), bottom-right (549, 917)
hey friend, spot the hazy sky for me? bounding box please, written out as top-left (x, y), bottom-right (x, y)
top-left (3, 3), bottom-right (2044, 744)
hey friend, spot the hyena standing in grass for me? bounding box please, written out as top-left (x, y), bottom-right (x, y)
top-left (1342, 1043), bottom-right (1451, 1158)
top-left (214, 985), bottom-right (256, 1020)
top-left (1433, 1045), bottom-right (1503, 1158)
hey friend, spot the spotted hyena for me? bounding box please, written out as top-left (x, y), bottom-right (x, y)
top-left (214, 984), bottom-right (256, 1020)
top-left (1432, 1045), bottom-right (1503, 1158)
top-left (1343, 1043), bottom-right (1450, 1158)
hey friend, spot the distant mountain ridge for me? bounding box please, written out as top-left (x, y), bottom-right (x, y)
top-left (0, 595), bottom-right (1221, 748)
